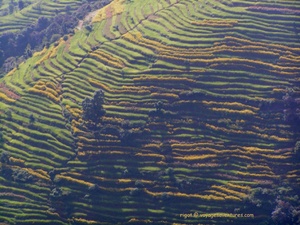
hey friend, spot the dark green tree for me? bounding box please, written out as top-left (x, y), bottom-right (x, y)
top-left (0, 151), bottom-right (9, 164)
top-left (37, 17), bottom-right (49, 31)
top-left (50, 33), bottom-right (61, 43)
top-left (85, 25), bottom-right (92, 32)
top-left (0, 50), bottom-right (4, 66)
top-left (6, 110), bottom-right (12, 120)
top-left (82, 89), bottom-right (106, 124)
top-left (65, 5), bottom-right (71, 12)
top-left (29, 114), bottom-right (35, 124)
top-left (24, 44), bottom-right (32, 58)
top-left (184, 59), bottom-right (190, 71)
top-left (0, 151), bottom-right (12, 179)
top-left (18, 0), bottom-right (24, 10)
top-left (9, 3), bottom-right (14, 14)
top-left (12, 168), bottom-right (33, 182)
top-left (0, 131), bottom-right (3, 144)
top-left (160, 141), bottom-right (172, 154)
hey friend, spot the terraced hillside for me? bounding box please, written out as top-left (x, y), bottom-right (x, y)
top-left (0, 0), bottom-right (300, 224)
top-left (0, 0), bottom-right (82, 34)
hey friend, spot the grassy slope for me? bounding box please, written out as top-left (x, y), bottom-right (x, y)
top-left (0, 0), bottom-right (300, 224)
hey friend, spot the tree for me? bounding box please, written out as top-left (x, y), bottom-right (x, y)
top-left (63, 35), bottom-right (69, 41)
top-left (184, 59), bottom-right (190, 71)
top-left (160, 141), bottom-right (172, 154)
top-left (18, 0), bottom-right (24, 10)
top-left (65, 5), bottom-right (71, 13)
top-left (272, 199), bottom-right (300, 225)
top-left (0, 50), bottom-right (4, 66)
top-left (166, 167), bottom-right (174, 176)
top-left (50, 34), bottom-right (61, 43)
top-left (9, 3), bottom-right (14, 14)
top-left (82, 89), bottom-right (106, 124)
top-left (148, 101), bottom-right (164, 118)
top-left (24, 44), bottom-right (32, 58)
top-left (0, 151), bottom-right (9, 163)
top-left (85, 25), bottom-right (92, 32)
top-left (46, 22), bottom-right (62, 39)
top-left (5, 110), bottom-right (12, 120)
top-left (118, 127), bottom-right (144, 146)
top-left (37, 17), bottom-right (49, 31)
top-left (119, 129), bottom-right (134, 145)
top-left (29, 114), bottom-right (35, 124)
top-left (12, 168), bottom-right (33, 182)
top-left (0, 131), bottom-right (3, 144)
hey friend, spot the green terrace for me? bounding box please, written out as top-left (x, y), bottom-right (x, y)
top-left (0, 0), bottom-right (82, 34)
top-left (0, 0), bottom-right (299, 224)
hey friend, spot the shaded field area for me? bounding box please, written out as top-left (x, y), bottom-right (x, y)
top-left (0, 0), bottom-right (300, 224)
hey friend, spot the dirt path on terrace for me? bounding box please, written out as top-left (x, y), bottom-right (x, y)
top-left (77, 10), bottom-right (99, 30)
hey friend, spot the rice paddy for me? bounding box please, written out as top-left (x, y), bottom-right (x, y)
top-left (0, 0), bottom-right (299, 224)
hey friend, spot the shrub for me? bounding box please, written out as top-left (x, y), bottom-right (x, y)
top-left (63, 35), bottom-right (69, 41)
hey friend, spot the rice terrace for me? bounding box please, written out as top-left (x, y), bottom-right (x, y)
top-left (0, 0), bottom-right (299, 224)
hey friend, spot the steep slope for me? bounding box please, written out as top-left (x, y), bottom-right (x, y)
top-left (0, 0), bottom-right (300, 224)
